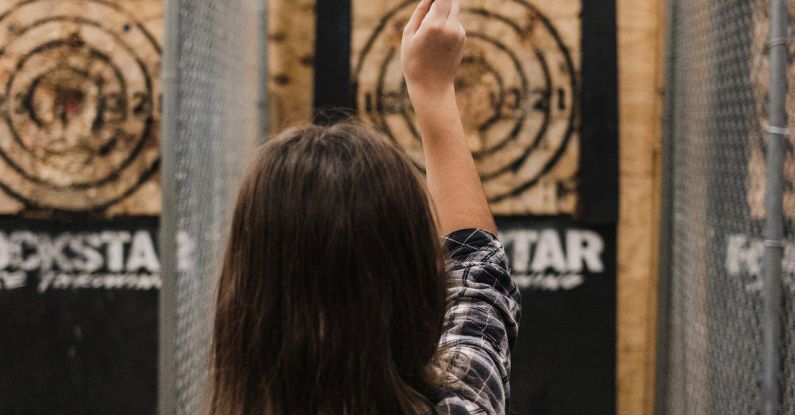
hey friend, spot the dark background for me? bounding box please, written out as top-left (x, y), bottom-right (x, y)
top-left (0, 218), bottom-right (158, 415)
top-left (497, 218), bottom-right (617, 415)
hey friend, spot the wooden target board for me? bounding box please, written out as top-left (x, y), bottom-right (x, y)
top-left (352, 0), bottom-right (581, 216)
top-left (0, 0), bottom-right (162, 215)
top-left (749, 1), bottom-right (795, 220)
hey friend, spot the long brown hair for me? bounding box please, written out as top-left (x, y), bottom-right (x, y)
top-left (210, 123), bottom-right (447, 414)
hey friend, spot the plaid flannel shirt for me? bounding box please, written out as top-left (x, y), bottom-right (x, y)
top-left (433, 229), bottom-right (522, 415)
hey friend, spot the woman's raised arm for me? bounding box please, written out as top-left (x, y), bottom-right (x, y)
top-left (401, 0), bottom-right (496, 235)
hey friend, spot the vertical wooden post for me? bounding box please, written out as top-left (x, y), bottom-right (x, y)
top-left (616, 0), bottom-right (666, 414)
top-left (267, 0), bottom-right (317, 132)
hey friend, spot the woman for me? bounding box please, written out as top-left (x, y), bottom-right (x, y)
top-left (209, 0), bottom-right (521, 413)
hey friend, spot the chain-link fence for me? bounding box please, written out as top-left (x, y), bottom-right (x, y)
top-left (154, 0), bottom-right (794, 413)
top-left (660, 0), bottom-right (793, 414)
top-left (158, 0), bottom-right (264, 413)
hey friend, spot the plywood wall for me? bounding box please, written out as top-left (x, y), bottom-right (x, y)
top-left (616, 0), bottom-right (666, 413)
top-left (0, 0), bottom-right (162, 215)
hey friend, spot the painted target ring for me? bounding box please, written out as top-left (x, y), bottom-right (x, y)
top-left (355, 0), bottom-right (577, 203)
top-left (0, 0), bottom-right (160, 211)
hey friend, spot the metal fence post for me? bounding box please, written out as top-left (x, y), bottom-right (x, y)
top-left (158, 0), bottom-right (180, 412)
top-left (762, 1), bottom-right (788, 414)
top-left (655, 0), bottom-right (680, 413)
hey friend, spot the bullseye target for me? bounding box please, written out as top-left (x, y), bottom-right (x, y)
top-left (354, 0), bottom-right (579, 213)
top-left (0, 0), bottom-right (161, 211)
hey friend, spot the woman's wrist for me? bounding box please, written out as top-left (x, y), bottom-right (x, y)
top-left (409, 85), bottom-right (464, 148)
top-left (408, 83), bottom-right (458, 122)
top-left (407, 82), bottom-right (456, 106)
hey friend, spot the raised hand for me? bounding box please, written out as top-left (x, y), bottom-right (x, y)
top-left (401, 0), bottom-right (466, 96)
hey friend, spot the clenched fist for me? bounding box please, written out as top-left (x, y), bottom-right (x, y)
top-left (400, 0), bottom-right (466, 96)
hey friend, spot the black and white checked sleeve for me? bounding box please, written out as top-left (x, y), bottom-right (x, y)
top-left (434, 229), bottom-right (521, 415)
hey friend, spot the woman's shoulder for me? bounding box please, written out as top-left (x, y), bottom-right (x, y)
top-left (443, 228), bottom-right (507, 268)
top-left (430, 384), bottom-right (491, 415)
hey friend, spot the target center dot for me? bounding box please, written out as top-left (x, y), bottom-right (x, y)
top-left (26, 66), bottom-right (102, 153)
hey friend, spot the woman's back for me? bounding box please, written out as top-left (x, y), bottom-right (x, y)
top-left (209, 1), bottom-right (521, 413)
top-left (210, 125), bottom-right (448, 414)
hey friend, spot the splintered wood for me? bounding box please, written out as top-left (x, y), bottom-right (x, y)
top-left (352, 0), bottom-right (581, 216)
top-left (0, 0), bottom-right (162, 215)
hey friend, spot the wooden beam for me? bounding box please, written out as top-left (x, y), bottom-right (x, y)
top-left (616, 0), bottom-right (666, 413)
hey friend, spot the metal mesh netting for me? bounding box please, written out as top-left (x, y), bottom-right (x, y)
top-left (162, 0), bottom-right (262, 413)
top-left (663, 0), bottom-right (794, 413)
